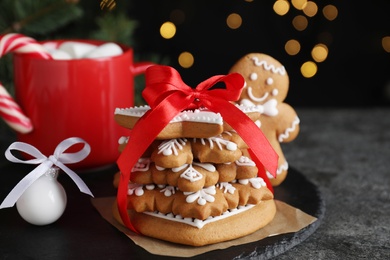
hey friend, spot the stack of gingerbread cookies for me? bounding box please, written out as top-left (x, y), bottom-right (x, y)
top-left (112, 53), bottom-right (300, 246)
top-left (112, 106), bottom-right (276, 246)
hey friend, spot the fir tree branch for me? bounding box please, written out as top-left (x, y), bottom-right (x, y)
top-left (1, 0), bottom-right (79, 35)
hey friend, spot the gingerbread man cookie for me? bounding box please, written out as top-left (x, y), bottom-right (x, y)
top-left (229, 53), bottom-right (300, 186)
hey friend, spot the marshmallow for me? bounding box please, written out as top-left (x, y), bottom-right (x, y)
top-left (48, 49), bottom-right (72, 60)
top-left (58, 42), bottom-right (96, 59)
top-left (84, 43), bottom-right (123, 59)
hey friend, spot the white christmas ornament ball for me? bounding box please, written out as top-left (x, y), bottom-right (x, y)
top-left (16, 168), bottom-right (67, 225)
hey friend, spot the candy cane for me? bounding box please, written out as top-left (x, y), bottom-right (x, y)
top-left (0, 85), bottom-right (32, 133)
top-left (0, 33), bottom-right (52, 133)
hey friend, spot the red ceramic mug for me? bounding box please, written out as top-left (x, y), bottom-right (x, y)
top-left (12, 39), bottom-right (153, 169)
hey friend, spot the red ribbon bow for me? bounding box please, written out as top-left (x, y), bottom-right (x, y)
top-left (117, 65), bottom-right (278, 233)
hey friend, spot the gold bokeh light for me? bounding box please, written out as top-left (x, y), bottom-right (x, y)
top-left (292, 0), bottom-right (307, 10)
top-left (273, 0), bottom-right (290, 16)
top-left (303, 1), bottom-right (318, 17)
top-left (285, 39), bottom-right (301, 55)
top-left (226, 13), bottom-right (242, 29)
top-left (178, 52), bottom-right (194, 68)
top-left (323, 5), bottom-right (338, 21)
top-left (160, 21), bottom-right (176, 39)
top-left (292, 15), bottom-right (308, 31)
top-left (311, 44), bottom-right (328, 62)
top-left (382, 36), bottom-right (390, 53)
top-left (301, 61), bottom-right (317, 78)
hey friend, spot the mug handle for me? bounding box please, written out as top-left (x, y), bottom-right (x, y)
top-left (130, 62), bottom-right (155, 76)
top-left (0, 84), bottom-right (33, 134)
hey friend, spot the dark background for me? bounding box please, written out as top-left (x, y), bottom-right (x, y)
top-left (127, 0), bottom-right (390, 108)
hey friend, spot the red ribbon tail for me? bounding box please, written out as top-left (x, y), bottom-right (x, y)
top-left (206, 100), bottom-right (278, 174)
top-left (116, 92), bottom-right (193, 233)
top-left (248, 149), bottom-right (274, 193)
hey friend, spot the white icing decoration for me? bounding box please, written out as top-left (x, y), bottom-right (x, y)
top-left (172, 164), bottom-right (188, 173)
top-left (247, 87), bottom-right (269, 102)
top-left (158, 138), bottom-right (187, 156)
top-left (238, 177), bottom-right (266, 189)
top-left (240, 99), bottom-right (278, 117)
top-left (179, 164), bottom-right (203, 182)
top-left (272, 88), bottom-right (279, 96)
top-left (127, 183), bottom-right (144, 196)
top-left (240, 98), bottom-right (256, 107)
top-left (193, 162), bottom-right (216, 172)
top-left (183, 186), bottom-right (216, 205)
top-left (118, 136), bottom-right (128, 144)
top-left (115, 106), bottom-right (223, 125)
top-left (266, 77), bottom-right (274, 85)
top-left (195, 136), bottom-right (237, 151)
top-left (262, 99), bottom-right (278, 116)
top-left (251, 57), bottom-right (286, 75)
top-left (145, 184), bottom-right (155, 190)
top-left (235, 156), bottom-right (256, 167)
top-left (217, 182), bottom-right (236, 194)
top-left (155, 165), bottom-right (165, 171)
top-left (160, 185), bottom-right (176, 197)
top-left (266, 161), bottom-right (289, 179)
top-left (278, 116), bottom-right (300, 142)
top-left (255, 119), bottom-right (261, 128)
top-left (131, 158), bottom-right (151, 172)
top-left (143, 204), bottom-right (255, 229)
top-left (250, 72), bottom-right (258, 80)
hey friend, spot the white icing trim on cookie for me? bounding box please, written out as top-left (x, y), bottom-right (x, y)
top-left (278, 116), bottom-right (300, 142)
top-left (266, 161), bottom-right (289, 179)
top-left (171, 162), bottom-right (216, 173)
top-left (132, 158), bottom-right (151, 172)
top-left (235, 103), bottom-right (263, 113)
top-left (216, 182), bottom-right (236, 194)
top-left (248, 87), bottom-right (269, 102)
top-left (118, 136), bottom-right (129, 144)
top-left (115, 105), bottom-right (149, 116)
top-left (266, 77), bottom-right (274, 85)
top-left (160, 185), bottom-right (176, 197)
top-left (158, 138), bottom-right (187, 156)
top-left (180, 164), bottom-right (204, 183)
top-left (251, 57), bottom-right (286, 75)
top-left (115, 106), bottom-right (223, 125)
top-left (194, 136), bottom-right (238, 151)
top-left (193, 162), bottom-right (216, 172)
top-left (143, 204), bottom-right (255, 229)
top-left (250, 72), bottom-right (258, 80)
top-left (235, 156), bottom-right (256, 167)
top-left (171, 109), bottom-right (223, 125)
top-left (183, 186), bottom-right (216, 205)
top-left (240, 98), bottom-right (278, 117)
top-left (127, 183), bottom-right (147, 196)
top-left (238, 177), bottom-right (267, 189)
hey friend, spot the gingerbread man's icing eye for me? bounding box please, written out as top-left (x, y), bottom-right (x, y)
top-left (266, 77), bottom-right (274, 85)
top-left (272, 89), bottom-right (279, 96)
top-left (249, 72), bottom-right (258, 81)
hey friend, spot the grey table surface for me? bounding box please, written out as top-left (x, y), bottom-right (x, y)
top-left (278, 108), bottom-right (390, 260)
top-left (0, 108), bottom-right (389, 259)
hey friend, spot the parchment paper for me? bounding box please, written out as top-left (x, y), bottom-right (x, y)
top-left (91, 197), bottom-right (317, 257)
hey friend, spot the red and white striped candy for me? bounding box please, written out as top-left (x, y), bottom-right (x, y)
top-left (0, 85), bottom-right (32, 133)
top-left (0, 33), bottom-right (52, 133)
top-left (0, 33), bottom-right (51, 59)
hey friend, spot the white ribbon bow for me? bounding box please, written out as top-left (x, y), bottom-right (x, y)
top-left (0, 137), bottom-right (94, 209)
